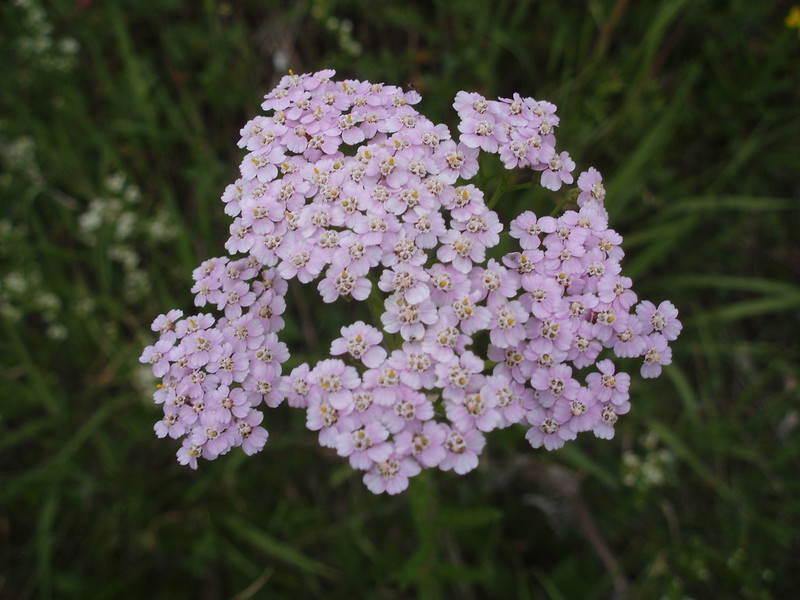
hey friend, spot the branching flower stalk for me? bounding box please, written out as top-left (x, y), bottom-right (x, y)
top-left (141, 70), bottom-right (681, 495)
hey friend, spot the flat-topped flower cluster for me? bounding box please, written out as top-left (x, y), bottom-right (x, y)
top-left (141, 69), bottom-right (681, 494)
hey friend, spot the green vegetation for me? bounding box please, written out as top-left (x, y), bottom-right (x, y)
top-left (1, 1), bottom-right (798, 598)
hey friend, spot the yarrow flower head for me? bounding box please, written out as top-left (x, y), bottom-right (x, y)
top-left (141, 69), bottom-right (681, 495)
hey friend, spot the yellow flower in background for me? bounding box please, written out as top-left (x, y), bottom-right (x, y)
top-left (786, 6), bottom-right (800, 31)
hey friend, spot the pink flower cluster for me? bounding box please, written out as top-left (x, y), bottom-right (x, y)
top-left (141, 70), bottom-right (681, 494)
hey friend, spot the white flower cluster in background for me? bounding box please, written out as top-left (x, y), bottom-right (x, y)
top-left (12, 0), bottom-right (79, 75)
top-left (78, 173), bottom-right (177, 303)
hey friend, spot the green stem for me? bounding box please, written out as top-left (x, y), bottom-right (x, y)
top-left (487, 168), bottom-right (511, 210)
top-left (365, 277), bottom-right (402, 351)
top-left (408, 470), bottom-right (441, 599)
top-left (550, 196), bottom-right (571, 216)
top-left (505, 179), bottom-right (538, 193)
top-left (365, 277), bottom-right (384, 324)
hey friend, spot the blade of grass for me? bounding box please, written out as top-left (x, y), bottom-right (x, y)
top-left (2, 321), bottom-right (61, 417)
top-left (647, 419), bottom-right (734, 503)
top-left (662, 195), bottom-right (797, 214)
top-left (36, 491), bottom-right (57, 600)
top-left (222, 514), bottom-right (337, 579)
top-left (664, 364), bottom-right (700, 425)
top-left (4, 397), bottom-right (124, 493)
top-left (657, 274), bottom-right (800, 296)
top-left (692, 295), bottom-right (800, 324)
top-left (607, 61), bottom-right (700, 213)
top-left (556, 445), bottom-right (620, 490)
top-left (534, 568), bottom-right (569, 600)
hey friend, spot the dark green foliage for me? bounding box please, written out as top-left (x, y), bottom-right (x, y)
top-left (1, 1), bottom-right (798, 598)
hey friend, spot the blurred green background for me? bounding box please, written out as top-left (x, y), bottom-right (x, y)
top-left (2, 0), bottom-right (799, 598)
